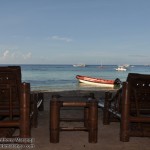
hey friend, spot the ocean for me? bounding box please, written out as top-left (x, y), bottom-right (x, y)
top-left (14, 64), bottom-right (149, 92)
top-left (3, 64), bottom-right (150, 92)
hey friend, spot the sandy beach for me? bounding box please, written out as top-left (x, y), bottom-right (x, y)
top-left (26, 90), bottom-right (150, 150)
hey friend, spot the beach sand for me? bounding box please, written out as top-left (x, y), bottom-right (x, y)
top-left (29, 90), bottom-right (149, 150)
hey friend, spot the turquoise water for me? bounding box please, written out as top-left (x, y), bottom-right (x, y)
top-left (17, 64), bottom-right (150, 92)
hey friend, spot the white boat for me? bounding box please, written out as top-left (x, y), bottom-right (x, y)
top-left (115, 66), bottom-right (127, 71)
top-left (76, 75), bottom-right (121, 88)
top-left (123, 64), bottom-right (130, 68)
top-left (73, 64), bottom-right (86, 67)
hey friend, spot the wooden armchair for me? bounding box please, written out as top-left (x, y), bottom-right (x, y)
top-left (0, 66), bottom-right (44, 139)
top-left (0, 82), bottom-right (31, 138)
top-left (102, 73), bottom-right (150, 141)
top-left (102, 87), bottom-right (122, 125)
top-left (120, 73), bottom-right (150, 141)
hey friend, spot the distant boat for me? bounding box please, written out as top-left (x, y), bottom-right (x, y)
top-left (73, 64), bottom-right (86, 67)
top-left (76, 75), bottom-right (121, 88)
top-left (123, 64), bottom-right (130, 68)
top-left (115, 66), bottom-right (127, 71)
top-left (98, 61), bottom-right (104, 68)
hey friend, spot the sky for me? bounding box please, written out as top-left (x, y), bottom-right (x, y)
top-left (0, 0), bottom-right (150, 65)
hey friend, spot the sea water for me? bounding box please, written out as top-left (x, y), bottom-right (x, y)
top-left (18, 64), bottom-right (150, 92)
top-left (3, 64), bottom-right (150, 92)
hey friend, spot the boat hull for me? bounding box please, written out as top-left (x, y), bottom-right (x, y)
top-left (78, 79), bottom-right (114, 88)
top-left (76, 75), bottom-right (116, 88)
top-left (115, 66), bottom-right (127, 71)
top-left (73, 64), bottom-right (86, 67)
top-left (116, 68), bottom-right (126, 71)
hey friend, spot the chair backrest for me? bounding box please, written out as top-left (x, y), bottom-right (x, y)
top-left (0, 66), bottom-right (22, 118)
top-left (120, 73), bottom-right (150, 141)
top-left (0, 66), bottom-right (32, 138)
top-left (126, 73), bottom-right (150, 115)
top-left (127, 73), bottom-right (150, 87)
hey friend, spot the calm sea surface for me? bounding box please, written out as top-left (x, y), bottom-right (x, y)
top-left (5, 64), bottom-right (150, 91)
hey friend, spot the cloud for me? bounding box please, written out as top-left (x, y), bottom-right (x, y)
top-left (2, 50), bottom-right (10, 58)
top-left (0, 49), bottom-right (32, 63)
top-left (49, 35), bottom-right (73, 42)
top-left (23, 52), bottom-right (32, 60)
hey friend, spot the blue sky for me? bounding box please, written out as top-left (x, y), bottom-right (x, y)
top-left (0, 0), bottom-right (150, 65)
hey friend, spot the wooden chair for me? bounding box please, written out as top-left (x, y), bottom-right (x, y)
top-left (102, 73), bottom-right (150, 141)
top-left (0, 82), bottom-right (31, 138)
top-left (102, 87), bottom-right (122, 125)
top-left (0, 66), bottom-right (44, 139)
top-left (120, 73), bottom-right (150, 141)
top-left (30, 92), bottom-right (44, 128)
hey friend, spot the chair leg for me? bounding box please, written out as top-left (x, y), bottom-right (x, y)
top-left (120, 82), bottom-right (130, 142)
top-left (20, 83), bottom-right (31, 138)
top-left (84, 107), bottom-right (89, 128)
top-left (50, 98), bottom-right (60, 143)
top-left (88, 100), bottom-right (98, 143)
top-left (38, 93), bottom-right (44, 111)
top-left (103, 92), bottom-right (111, 125)
top-left (31, 93), bottom-right (38, 128)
